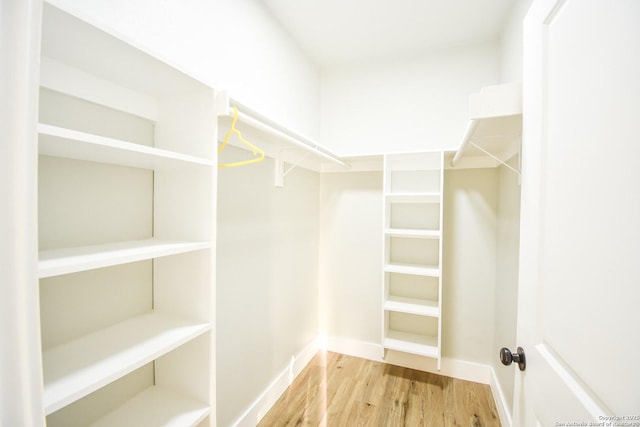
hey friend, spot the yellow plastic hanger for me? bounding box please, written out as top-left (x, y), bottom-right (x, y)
top-left (218, 106), bottom-right (265, 168)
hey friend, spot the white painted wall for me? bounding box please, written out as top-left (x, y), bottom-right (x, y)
top-left (216, 146), bottom-right (320, 427)
top-left (318, 172), bottom-right (383, 345)
top-left (50, 0), bottom-right (321, 140)
top-left (442, 169), bottom-right (498, 365)
top-left (320, 43), bottom-right (500, 156)
top-left (500, 0), bottom-right (534, 83)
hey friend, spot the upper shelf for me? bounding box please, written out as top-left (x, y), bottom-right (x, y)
top-left (450, 83), bottom-right (522, 172)
top-left (38, 124), bottom-right (214, 170)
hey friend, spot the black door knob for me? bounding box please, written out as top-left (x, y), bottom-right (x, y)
top-left (500, 346), bottom-right (526, 371)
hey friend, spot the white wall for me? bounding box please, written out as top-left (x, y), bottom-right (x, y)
top-left (500, 0), bottom-right (534, 82)
top-left (442, 169), bottom-right (498, 365)
top-left (50, 0), bottom-right (321, 140)
top-left (318, 172), bottom-right (383, 345)
top-left (320, 43), bottom-right (500, 156)
top-left (216, 146), bottom-right (320, 427)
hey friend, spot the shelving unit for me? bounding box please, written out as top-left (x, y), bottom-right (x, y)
top-left (38, 2), bottom-right (215, 426)
top-left (382, 152), bottom-right (444, 369)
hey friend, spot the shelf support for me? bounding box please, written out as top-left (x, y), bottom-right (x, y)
top-left (274, 150), bottom-right (312, 187)
top-left (468, 141), bottom-right (521, 176)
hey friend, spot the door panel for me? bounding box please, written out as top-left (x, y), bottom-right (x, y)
top-left (517, 0), bottom-right (640, 424)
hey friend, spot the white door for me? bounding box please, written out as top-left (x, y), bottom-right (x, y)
top-left (514, 0), bottom-right (640, 425)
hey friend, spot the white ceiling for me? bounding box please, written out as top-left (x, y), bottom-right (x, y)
top-left (260, 0), bottom-right (516, 67)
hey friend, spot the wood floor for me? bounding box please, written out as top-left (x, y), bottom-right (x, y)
top-left (257, 351), bottom-right (500, 427)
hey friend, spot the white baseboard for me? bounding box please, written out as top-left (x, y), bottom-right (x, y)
top-left (490, 367), bottom-right (513, 427)
top-left (318, 335), bottom-right (382, 362)
top-left (230, 338), bottom-right (319, 427)
top-left (320, 335), bottom-right (492, 385)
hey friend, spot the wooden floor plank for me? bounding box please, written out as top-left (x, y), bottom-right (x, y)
top-left (257, 351), bottom-right (500, 427)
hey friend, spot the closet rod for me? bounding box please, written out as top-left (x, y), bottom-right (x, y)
top-left (226, 98), bottom-right (347, 166)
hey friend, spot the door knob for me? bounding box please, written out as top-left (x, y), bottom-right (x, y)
top-left (500, 346), bottom-right (526, 371)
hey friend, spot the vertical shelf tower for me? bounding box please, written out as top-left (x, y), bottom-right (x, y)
top-left (38, 3), bottom-right (216, 426)
top-left (382, 152), bottom-right (444, 369)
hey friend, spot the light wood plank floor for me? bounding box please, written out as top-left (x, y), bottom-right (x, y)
top-left (257, 351), bottom-right (500, 427)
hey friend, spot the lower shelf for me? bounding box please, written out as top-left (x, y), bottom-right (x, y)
top-left (384, 296), bottom-right (439, 317)
top-left (384, 330), bottom-right (439, 359)
top-left (90, 386), bottom-right (209, 427)
top-left (43, 311), bottom-right (210, 414)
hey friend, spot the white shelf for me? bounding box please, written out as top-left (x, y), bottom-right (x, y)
top-left (90, 386), bottom-right (209, 427)
top-left (384, 228), bottom-right (440, 239)
top-left (384, 330), bottom-right (439, 358)
top-left (384, 296), bottom-right (439, 317)
top-left (43, 312), bottom-right (210, 415)
top-left (39, 240), bottom-right (210, 279)
top-left (384, 263), bottom-right (440, 277)
top-left (38, 124), bottom-right (214, 169)
top-left (385, 193), bottom-right (440, 204)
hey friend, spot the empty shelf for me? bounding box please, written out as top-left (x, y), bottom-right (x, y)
top-left (384, 296), bottom-right (439, 317)
top-left (386, 193), bottom-right (440, 204)
top-left (39, 239), bottom-right (211, 278)
top-left (384, 330), bottom-right (439, 358)
top-left (384, 263), bottom-right (440, 277)
top-left (384, 228), bottom-right (440, 239)
top-left (90, 386), bottom-right (209, 427)
top-left (43, 311), bottom-right (210, 414)
top-left (38, 123), bottom-right (214, 169)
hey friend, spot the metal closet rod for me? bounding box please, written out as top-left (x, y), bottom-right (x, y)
top-left (226, 98), bottom-right (348, 166)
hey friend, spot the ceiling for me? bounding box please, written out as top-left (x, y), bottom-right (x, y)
top-left (260, 0), bottom-right (516, 67)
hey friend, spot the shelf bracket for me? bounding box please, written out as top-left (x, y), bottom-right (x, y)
top-left (274, 149), bottom-right (312, 187)
top-left (468, 141), bottom-right (521, 177)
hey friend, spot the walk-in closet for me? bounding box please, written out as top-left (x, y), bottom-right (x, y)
top-left (3, 0), bottom-right (639, 426)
